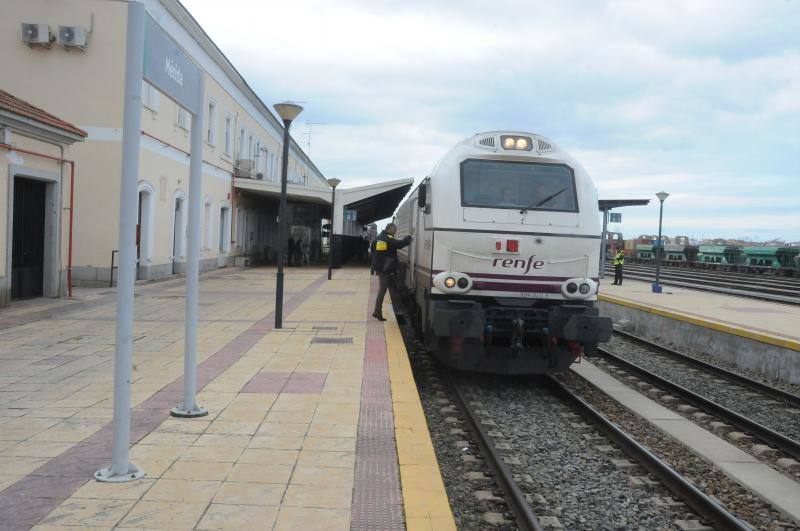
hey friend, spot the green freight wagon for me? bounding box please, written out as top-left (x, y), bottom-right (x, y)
top-left (742, 247), bottom-right (800, 275)
top-left (697, 245), bottom-right (742, 268)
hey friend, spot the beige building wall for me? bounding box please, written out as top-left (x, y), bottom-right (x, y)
top-left (1, 0), bottom-right (331, 290)
top-left (0, 130), bottom-right (79, 304)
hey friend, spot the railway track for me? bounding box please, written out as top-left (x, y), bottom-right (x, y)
top-left (603, 264), bottom-right (800, 305)
top-left (593, 332), bottom-right (800, 468)
top-left (448, 370), bottom-right (749, 530)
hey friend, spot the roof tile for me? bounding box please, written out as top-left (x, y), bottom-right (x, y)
top-left (0, 89), bottom-right (87, 138)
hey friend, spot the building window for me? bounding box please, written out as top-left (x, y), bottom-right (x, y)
top-left (223, 113), bottom-right (233, 156)
top-left (239, 127), bottom-right (246, 159)
top-left (176, 106), bottom-right (190, 130)
top-left (255, 141), bottom-right (262, 172)
top-left (141, 81), bottom-right (159, 112)
top-left (247, 134), bottom-right (254, 161)
top-left (206, 99), bottom-right (217, 146)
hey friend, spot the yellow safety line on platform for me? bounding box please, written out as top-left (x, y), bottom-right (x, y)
top-left (385, 295), bottom-right (457, 531)
top-left (599, 294), bottom-right (800, 352)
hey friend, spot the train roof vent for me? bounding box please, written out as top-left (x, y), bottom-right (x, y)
top-left (477, 136), bottom-right (496, 149)
top-left (536, 138), bottom-right (553, 152)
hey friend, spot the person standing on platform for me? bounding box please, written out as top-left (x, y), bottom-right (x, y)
top-left (287, 236), bottom-right (295, 266)
top-left (371, 223), bottom-right (412, 321)
top-left (612, 248), bottom-right (625, 285)
top-left (295, 239), bottom-right (304, 267)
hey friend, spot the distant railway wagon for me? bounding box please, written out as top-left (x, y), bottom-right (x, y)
top-left (663, 243), bottom-right (698, 264)
top-left (741, 247), bottom-right (800, 275)
top-left (629, 242), bottom-right (799, 276)
top-left (634, 244), bottom-right (659, 261)
top-left (633, 243), bottom-right (697, 267)
top-left (697, 245), bottom-right (742, 269)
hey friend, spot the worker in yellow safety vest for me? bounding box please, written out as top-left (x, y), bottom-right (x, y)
top-left (612, 249), bottom-right (625, 285)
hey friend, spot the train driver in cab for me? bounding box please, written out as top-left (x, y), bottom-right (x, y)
top-left (371, 223), bottom-right (412, 321)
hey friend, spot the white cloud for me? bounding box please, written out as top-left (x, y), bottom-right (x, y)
top-left (183, 0), bottom-right (800, 240)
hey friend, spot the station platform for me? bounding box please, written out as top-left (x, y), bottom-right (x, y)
top-left (598, 278), bottom-right (800, 385)
top-left (0, 267), bottom-right (454, 530)
top-left (599, 278), bottom-right (800, 349)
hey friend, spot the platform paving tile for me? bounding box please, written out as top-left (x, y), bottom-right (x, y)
top-left (0, 267), bottom-right (415, 529)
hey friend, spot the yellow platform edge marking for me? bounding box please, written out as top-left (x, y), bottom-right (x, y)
top-left (599, 294), bottom-right (800, 352)
top-left (385, 295), bottom-right (457, 531)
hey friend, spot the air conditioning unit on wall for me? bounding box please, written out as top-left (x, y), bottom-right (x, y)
top-left (21, 23), bottom-right (53, 47)
top-left (57, 26), bottom-right (88, 50)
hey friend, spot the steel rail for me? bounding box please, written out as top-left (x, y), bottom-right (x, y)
top-left (447, 371), bottom-right (544, 531)
top-left (544, 375), bottom-right (750, 530)
top-left (618, 266), bottom-right (800, 296)
top-left (614, 330), bottom-right (800, 409)
top-left (608, 272), bottom-right (799, 305)
top-left (609, 262), bottom-right (800, 286)
top-left (595, 347), bottom-right (800, 461)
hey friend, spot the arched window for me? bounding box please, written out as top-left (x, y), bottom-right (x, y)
top-left (137, 181), bottom-right (156, 265)
top-left (203, 197), bottom-right (213, 250)
top-left (218, 202), bottom-right (231, 253)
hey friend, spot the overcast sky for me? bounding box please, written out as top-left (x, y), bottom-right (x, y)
top-left (184, 0), bottom-right (799, 242)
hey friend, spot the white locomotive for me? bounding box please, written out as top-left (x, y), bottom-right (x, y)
top-left (395, 131), bottom-right (612, 374)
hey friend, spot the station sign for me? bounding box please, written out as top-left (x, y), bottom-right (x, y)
top-left (143, 14), bottom-right (201, 115)
top-left (609, 213), bottom-right (622, 223)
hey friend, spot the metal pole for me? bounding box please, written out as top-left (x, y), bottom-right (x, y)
top-left (172, 76), bottom-right (207, 418)
top-left (327, 185), bottom-right (336, 280)
top-left (599, 209), bottom-right (608, 279)
top-left (655, 200), bottom-right (664, 289)
top-left (95, 0), bottom-right (145, 483)
top-left (275, 120), bottom-right (292, 329)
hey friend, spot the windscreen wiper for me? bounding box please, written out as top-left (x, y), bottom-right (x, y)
top-left (520, 187), bottom-right (567, 213)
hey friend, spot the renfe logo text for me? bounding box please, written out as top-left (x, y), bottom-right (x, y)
top-left (492, 255), bottom-right (545, 274)
top-left (165, 57), bottom-right (183, 86)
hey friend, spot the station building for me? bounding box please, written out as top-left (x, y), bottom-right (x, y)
top-left (0, 0), bottom-right (412, 306)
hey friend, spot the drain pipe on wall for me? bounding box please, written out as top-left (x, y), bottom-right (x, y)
top-left (0, 142), bottom-right (76, 298)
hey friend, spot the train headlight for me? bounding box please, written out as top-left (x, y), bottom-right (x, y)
top-left (500, 135), bottom-right (533, 151)
top-left (566, 282), bottom-right (578, 294)
top-left (433, 272), bottom-right (473, 293)
top-left (561, 278), bottom-right (597, 299)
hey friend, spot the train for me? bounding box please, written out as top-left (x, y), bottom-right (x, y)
top-left (394, 131), bottom-right (612, 374)
top-left (630, 243), bottom-right (800, 276)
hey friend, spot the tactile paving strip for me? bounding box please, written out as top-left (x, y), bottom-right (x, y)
top-left (350, 277), bottom-right (405, 530)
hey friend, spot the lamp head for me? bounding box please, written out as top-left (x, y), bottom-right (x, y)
top-left (656, 191), bottom-right (670, 203)
top-left (327, 178), bottom-right (341, 189)
top-left (273, 101), bottom-right (303, 122)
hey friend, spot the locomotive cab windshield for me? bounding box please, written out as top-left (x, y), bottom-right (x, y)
top-left (461, 159), bottom-right (579, 213)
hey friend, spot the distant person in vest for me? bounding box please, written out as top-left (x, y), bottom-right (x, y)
top-left (612, 248), bottom-right (625, 285)
top-left (371, 223), bottom-right (412, 321)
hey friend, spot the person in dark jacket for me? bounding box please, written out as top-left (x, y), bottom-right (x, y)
top-left (287, 236), bottom-right (295, 266)
top-left (372, 223), bottom-right (412, 321)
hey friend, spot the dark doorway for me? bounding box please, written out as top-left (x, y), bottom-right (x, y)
top-left (12, 177), bottom-right (47, 300)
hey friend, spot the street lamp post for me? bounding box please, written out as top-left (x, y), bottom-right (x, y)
top-left (327, 178), bottom-right (341, 280)
top-left (273, 102), bottom-right (303, 329)
top-left (652, 191), bottom-right (670, 293)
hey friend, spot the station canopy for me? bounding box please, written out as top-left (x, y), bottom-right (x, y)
top-left (335, 178), bottom-right (414, 232)
top-left (598, 199), bottom-right (650, 210)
